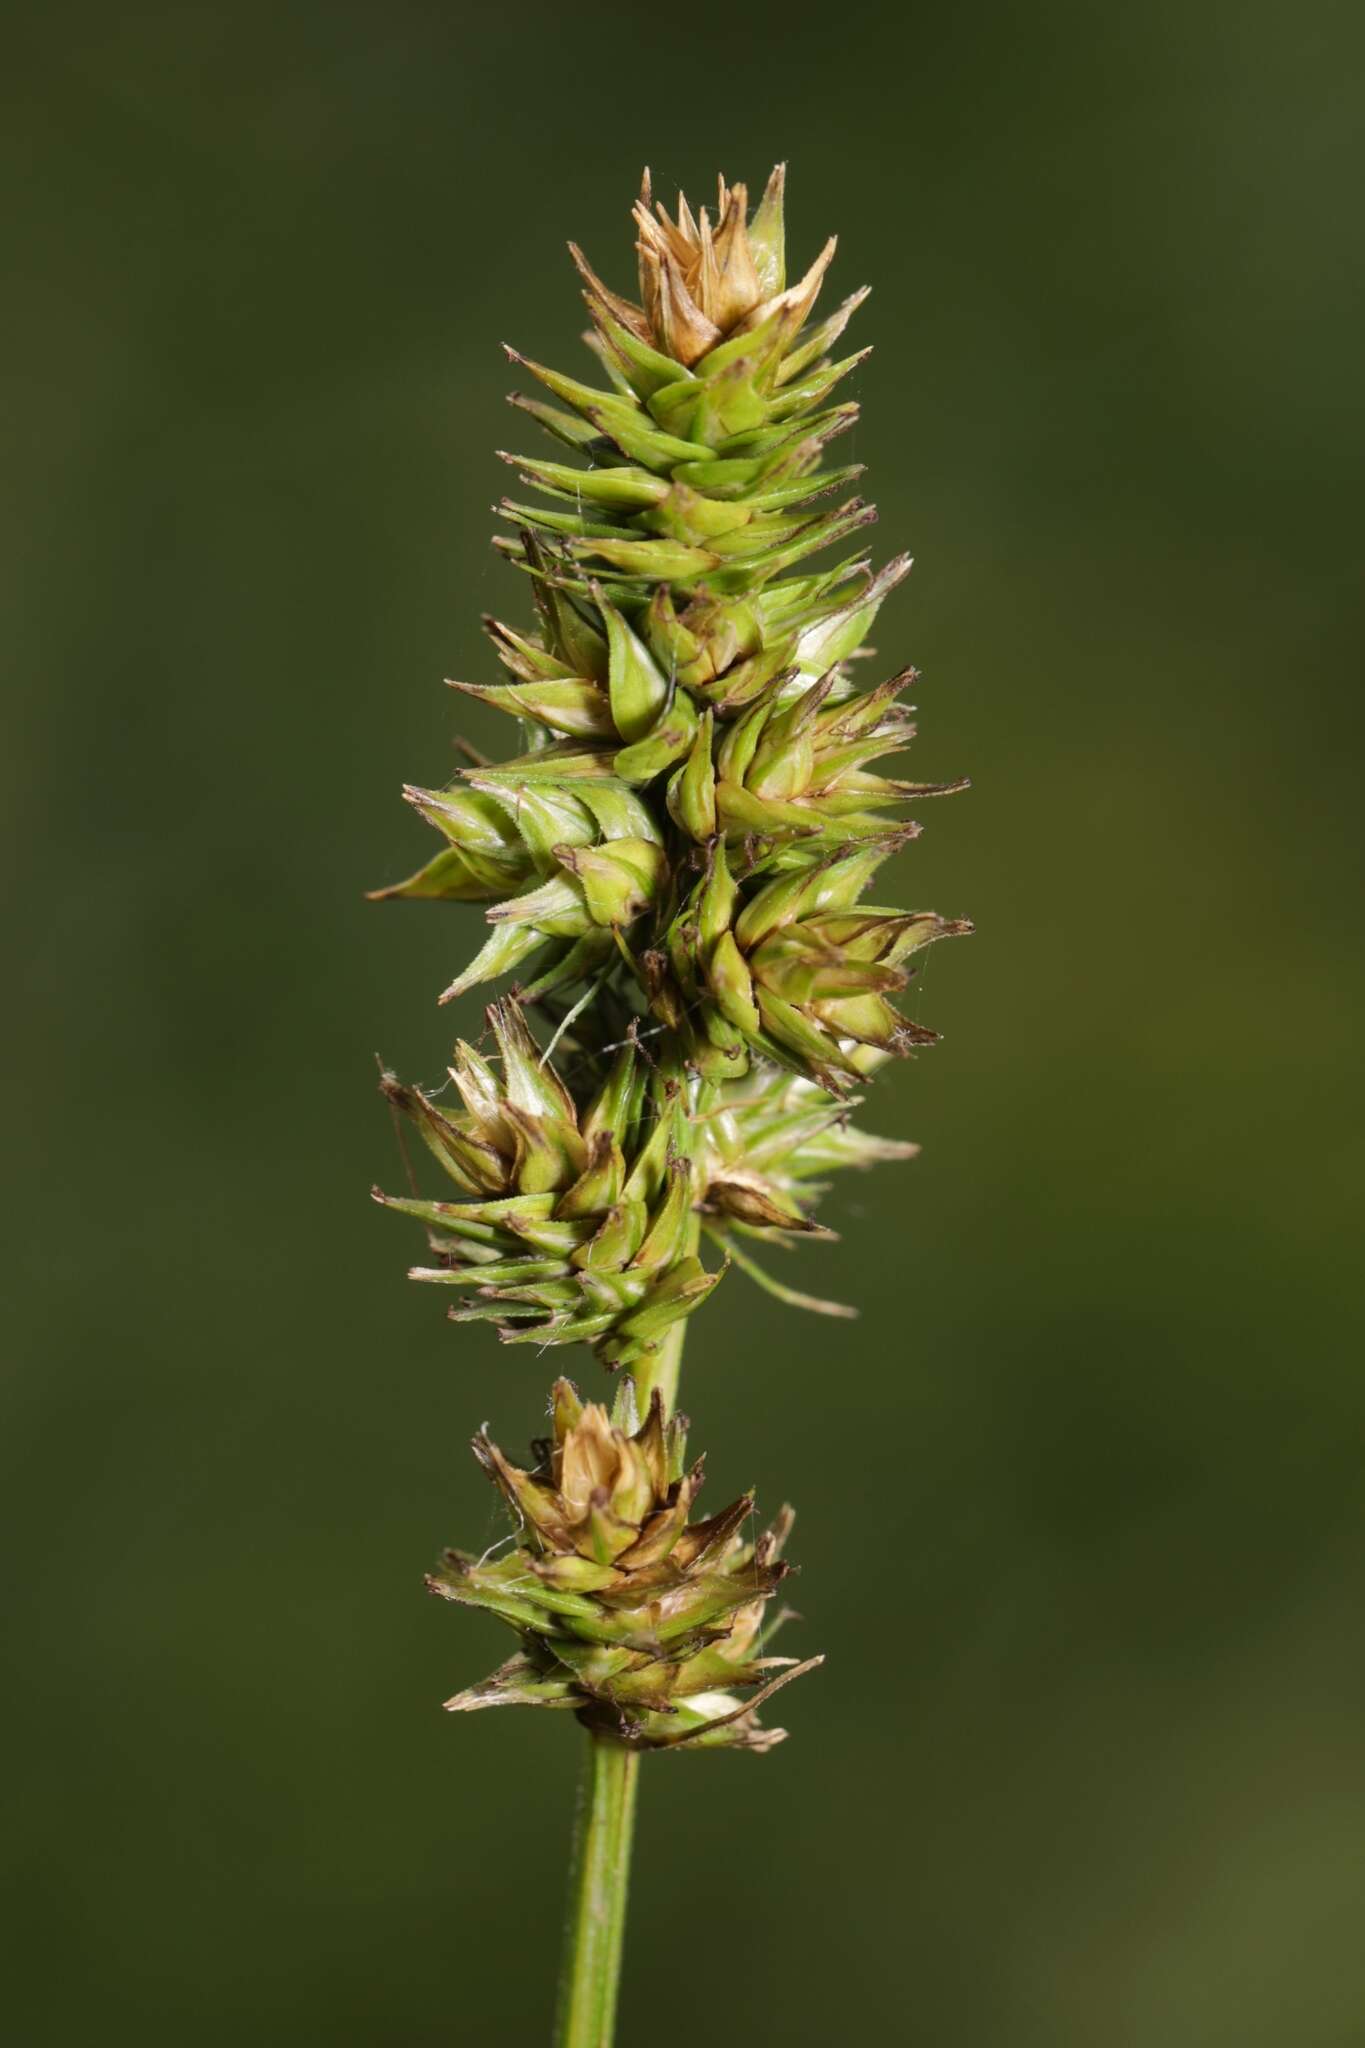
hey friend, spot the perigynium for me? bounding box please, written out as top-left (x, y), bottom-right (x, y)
top-left (371, 165), bottom-right (969, 2046)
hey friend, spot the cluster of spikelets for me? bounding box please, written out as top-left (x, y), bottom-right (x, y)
top-left (374, 168), bottom-right (968, 1748)
top-left (428, 1377), bottom-right (821, 1752)
top-left (373, 165), bottom-right (969, 1364)
top-left (376, 998), bottom-right (923, 1370)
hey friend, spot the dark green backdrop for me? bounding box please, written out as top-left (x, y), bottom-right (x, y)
top-left (8, 2), bottom-right (1364, 2042)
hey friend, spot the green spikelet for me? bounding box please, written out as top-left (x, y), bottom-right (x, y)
top-left (373, 169), bottom-right (970, 1769)
top-left (375, 166), bottom-right (970, 1355)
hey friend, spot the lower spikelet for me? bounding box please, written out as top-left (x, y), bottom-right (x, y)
top-left (427, 1377), bottom-right (821, 1750)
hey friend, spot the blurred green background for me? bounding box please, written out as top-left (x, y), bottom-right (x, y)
top-left (7, 1), bottom-right (1364, 2041)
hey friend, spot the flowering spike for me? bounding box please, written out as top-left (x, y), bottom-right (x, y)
top-left (371, 170), bottom-right (972, 1784)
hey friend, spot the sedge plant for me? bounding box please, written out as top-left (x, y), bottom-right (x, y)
top-left (371, 166), bottom-right (969, 2047)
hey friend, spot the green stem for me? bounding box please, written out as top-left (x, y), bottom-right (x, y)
top-left (552, 1735), bottom-right (640, 2048)
top-left (629, 1315), bottom-right (688, 1420)
top-left (552, 1319), bottom-right (688, 2044)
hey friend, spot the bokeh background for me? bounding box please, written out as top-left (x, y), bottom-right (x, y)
top-left (7, 2), bottom-right (1364, 2041)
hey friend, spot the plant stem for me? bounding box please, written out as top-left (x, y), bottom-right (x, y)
top-left (552, 1319), bottom-right (687, 2044)
top-left (630, 1316), bottom-right (688, 1420)
top-left (553, 1735), bottom-right (640, 2048)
